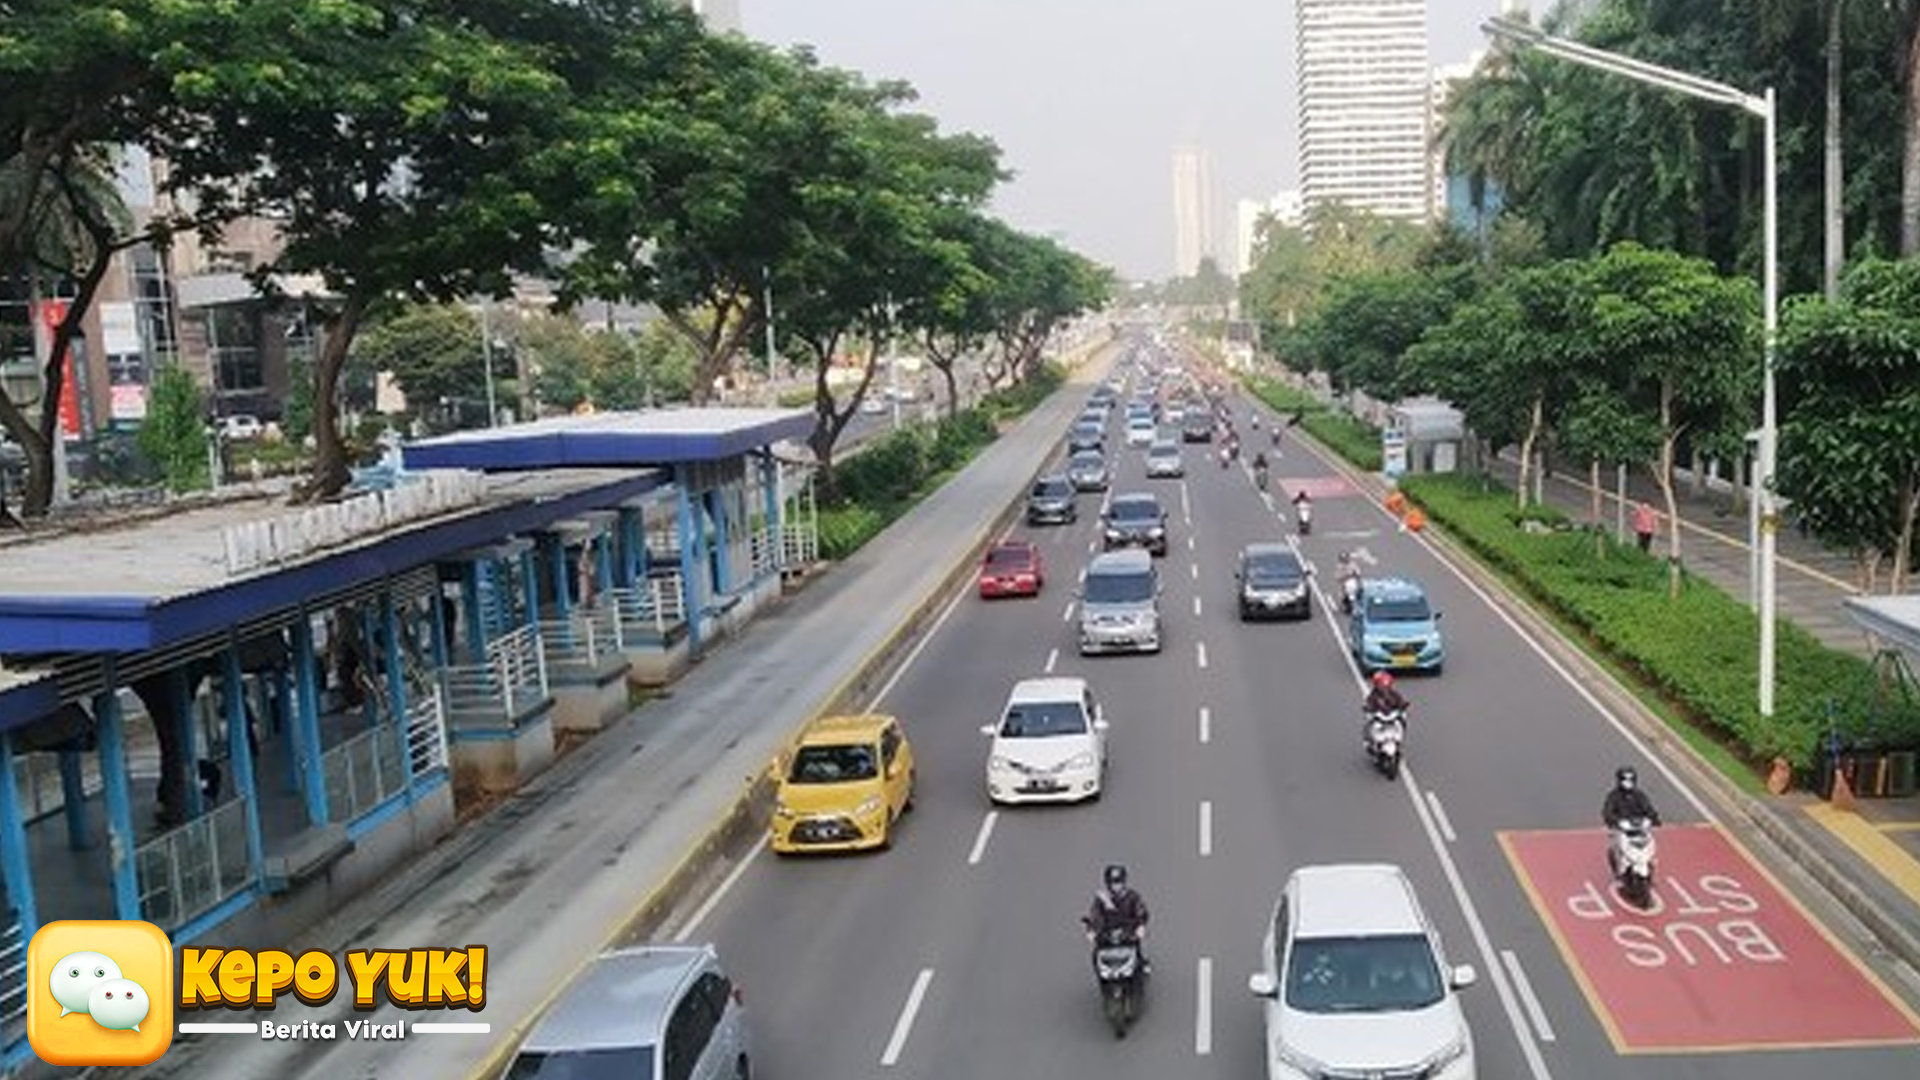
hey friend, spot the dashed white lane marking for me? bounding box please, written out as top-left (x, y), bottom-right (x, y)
top-left (1199, 706), bottom-right (1211, 744)
top-left (1187, 535), bottom-right (1196, 551)
top-left (1045, 647), bottom-right (1060, 673)
top-left (1193, 596), bottom-right (1202, 617)
top-left (1195, 956), bottom-right (1214, 1055)
top-left (1196, 641), bottom-right (1209, 669)
top-left (1199, 800), bottom-right (1213, 856)
top-left (1424, 790), bottom-right (1458, 843)
top-left (1062, 602), bottom-right (1075, 623)
top-left (1502, 950), bottom-right (1558, 1043)
top-left (674, 836), bottom-right (769, 942)
top-left (1078, 566), bottom-right (1087, 583)
top-left (880, 968), bottom-right (935, 1066)
top-left (967, 811), bottom-right (998, 866)
top-left (1190, 562), bottom-right (1198, 580)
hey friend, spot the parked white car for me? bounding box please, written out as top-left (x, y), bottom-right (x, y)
top-left (1249, 864), bottom-right (1478, 1080)
top-left (219, 414), bottom-right (264, 441)
top-left (981, 677), bottom-right (1107, 804)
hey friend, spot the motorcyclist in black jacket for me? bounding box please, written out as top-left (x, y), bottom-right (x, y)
top-left (1084, 864), bottom-right (1151, 974)
top-left (1602, 766), bottom-right (1662, 830)
top-left (1362, 672), bottom-right (1409, 749)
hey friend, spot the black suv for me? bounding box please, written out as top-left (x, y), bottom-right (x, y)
top-left (1236, 542), bottom-right (1311, 620)
top-left (1102, 493), bottom-right (1169, 556)
top-left (1182, 412), bottom-right (1214, 443)
top-left (1026, 475), bottom-right (1078, 525)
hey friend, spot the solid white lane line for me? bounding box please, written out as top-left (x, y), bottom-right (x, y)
top-left (1199, 706), bottom-right (1211, 744)
top-left (1045, 647), bottom-right (1060, 674)
top-left (1195, 956), bottom-right (1214, 1056)
top-left (1407, 764), bottom-right (1554, 1080)
top-left (880, 968), bottom-right (935, 1066)
top-left (1088, 538), bottom-right (1097, 553)
top-left (967, 811), bottom-right (998, 866)
top-left (1424, 790), bottom-right (1458, 844)
top-left (1196, 641), bottom-right (1209, 670)
top-left (1193, 596), bottom-right (1202, 617)
top-left (674, 836), bottom-right (769, 942)
top-left (1502, 950), bottom-right (1558, 1043)
top-left (1292, 427), bottom-right (1714, 821)
top-left (1062, 602), bottom-right (1075, 623)
top-left (1199, 800), bottom-right (1213, 856)
top-left (1294, 521), bottom-right (1554, 1080)
top-left (869, 580), bottom-right (970, 709)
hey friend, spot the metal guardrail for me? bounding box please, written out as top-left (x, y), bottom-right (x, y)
top-left (1, 916), bottom-right (22, 1045)
top-left (609, 573), bottom-right (688, 639)
top-left (750, 530), bottom-right (779, 578)
top-left (781, 522), bottom-right (818, 570)
top-left (539, 605), bottom-right (624, 671)
top-left (134, 796), bottom-right (255, 931)
top-left (443, 624), bottom-right (548, 721)
top-left (321, 725), bottom-right (404, 825)
top-left (406, 689), bottom-right (449, 778)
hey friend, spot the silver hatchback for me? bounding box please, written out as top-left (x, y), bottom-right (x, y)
top-left (504, 945), bottom-right (752, 1080)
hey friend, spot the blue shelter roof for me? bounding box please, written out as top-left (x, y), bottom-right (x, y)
top-left (0, 468), bottom-right (666, 655)
top-left (401, 408), bottom-right (814, 472)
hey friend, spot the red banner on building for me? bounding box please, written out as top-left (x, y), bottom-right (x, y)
top-left (34, 300), bottom-right (84, 439)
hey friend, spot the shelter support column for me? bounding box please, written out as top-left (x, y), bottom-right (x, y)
top-left (0, 732), bottom-right (41, 937)
top-left (289, 612), bottom-right (331, 826)
top-left (93, 665), bottom-right (141, 920)
top-left (58, 749), bottom-right (90, 850)
top-left (222, 643), bottom-right (266, 881)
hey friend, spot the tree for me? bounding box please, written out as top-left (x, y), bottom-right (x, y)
top-left (1778, 257), bottom-right (1920, 592)
top-left (351, 304), bottom-right (488, 432)
top-left (1303, 266), bottom-right (1475, 399)
top-left (528, 316), bottom-right (696, 411)
top-left (1586, 243), bottom-right (1759, 596)
top-left (905, 213), bottom-right (997, 418)
top-left (137, 366), bottom-right (209, 493)
top-left (159, 0), bottom-right (580, 500)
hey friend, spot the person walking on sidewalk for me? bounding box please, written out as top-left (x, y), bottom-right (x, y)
top-left (1632, 501), bottom-right (1657, 553)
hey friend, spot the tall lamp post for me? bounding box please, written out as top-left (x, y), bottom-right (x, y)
top-left (1483, 15), bottom-right (1779, 718)
top-left (478, 298), bottom-right (500, 428)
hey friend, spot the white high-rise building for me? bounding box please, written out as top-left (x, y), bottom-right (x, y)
top-left (1296, 0), bottom-right (1431, 221)
top-left (1235, 190), bottom-right (1305, 275)
top-left (1172, 146), bottom-right (1216, 277)
top-left (683, 0), bottom-right (742, 32)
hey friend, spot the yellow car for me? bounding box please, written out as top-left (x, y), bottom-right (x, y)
top-left (770, 714), bottom-right (916, 854)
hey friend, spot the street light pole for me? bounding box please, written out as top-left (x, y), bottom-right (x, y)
top-left (479, 299), bottom-right (499, 428)
top-left (1483, 16), bottom-right (1779, 718)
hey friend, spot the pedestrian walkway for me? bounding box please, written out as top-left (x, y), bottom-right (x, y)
top-left (120, 353), bottom-right (1105, 1080)
top-left (1484, 453), bottom-right (1871, 657)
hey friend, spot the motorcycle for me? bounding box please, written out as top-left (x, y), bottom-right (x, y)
top-left (1089, 925), bottom-right (1147, 1037)
top-left (1339, 572), bottom-right (1361, 614)
top-left (1364, 707), bottom-right (1406, 780)
top-left (1295, 500), bottom-right (1313, 535)
top-left (1608, 817), bottom-right (1658, 909)
top-left (1254, 464), bottom-right (1269, 492)
top-left (1218, 445), bottom-right (1231, 468)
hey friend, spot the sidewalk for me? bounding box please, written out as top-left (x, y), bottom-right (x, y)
top-left (1484, 452), bottom-right (1870, 657)
top-left (125, 356), bottom-right (1107, 1080)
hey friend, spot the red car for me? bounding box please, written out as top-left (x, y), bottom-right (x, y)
top-left (978, 540), bottom-right (1045, 598)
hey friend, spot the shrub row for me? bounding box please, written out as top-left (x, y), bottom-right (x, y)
top-left (1244, 377), bottom-right (1384, 471)
top-left (815, 366), bottom-right (1063, 559)
top-left (1399, 473), bottom-right (1920, 777)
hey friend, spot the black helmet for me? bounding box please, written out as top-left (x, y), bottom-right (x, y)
top-left (1615, 765), bottom-right (1638, 790)
top-left (1104, 864), bottom-right (1128, 890)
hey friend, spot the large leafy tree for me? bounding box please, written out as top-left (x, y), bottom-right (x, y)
top-left (1778, 257), bottom-right (1920, 592)
top-left (351, 304), bottom-right (488, 432)
top-left (157, 0), bottom-right (575, 500)
top-left (1586, 243), bottom-right (1759, 595)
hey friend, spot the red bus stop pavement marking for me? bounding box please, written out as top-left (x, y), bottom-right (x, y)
top-left (1276, 476), bottom-right (1355, 500)
top-left (1500, 824), bottom-right (1920, 1053)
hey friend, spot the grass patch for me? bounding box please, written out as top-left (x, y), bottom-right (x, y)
top-left (1244, 376), bottom-right (1384, 471)
top-left (1399, 472), bottom-right (1920, 785)
top-left (815, 365), bottom-right (1064, 560)
top-left (775, 388), bottom-right (817, 409)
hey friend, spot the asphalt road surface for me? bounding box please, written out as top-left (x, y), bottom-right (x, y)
top-left (683, 385), bottom-right (1920, 1078)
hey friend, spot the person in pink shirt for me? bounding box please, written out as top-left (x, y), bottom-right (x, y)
top-left (1632, 501), bottom-right (1657, 553)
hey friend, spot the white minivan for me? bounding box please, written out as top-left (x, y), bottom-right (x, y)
top-left (981, 677), bottom-right (1108, 804)
top-left (1249, 864), bottom-right (1477, 1080)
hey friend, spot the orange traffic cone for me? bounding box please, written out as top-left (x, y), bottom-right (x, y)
top-left (1404, 507), bottom-right (1427, 534)
top-left (1385, 490), bottom-right (1407, 516)
top-left (1831, 763), bottom-right (1859, 812)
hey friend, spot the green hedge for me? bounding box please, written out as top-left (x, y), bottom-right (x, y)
top-left (815, 370), bottom-right (1060, 559)
top-left (1399, 473), bottom-right (1920, 777)
top-left (776, 388), bottom-right (817, 408)
top-left (1245, 377), bottom-right (1384, 471)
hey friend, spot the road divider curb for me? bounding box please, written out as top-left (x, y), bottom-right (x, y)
top-left (459, 345), bottom-right (1112, 1080)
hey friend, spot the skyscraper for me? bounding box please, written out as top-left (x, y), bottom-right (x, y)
top-left (1172, 147), bottom-right (1216, 277)
top-left (682, 0), bottom-right (742, 32)
top-left (1296, 0), bottom-right (1431, 221)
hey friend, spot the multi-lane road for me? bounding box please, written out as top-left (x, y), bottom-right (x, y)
top-left (672, 373), bottom-right (1920, 1078)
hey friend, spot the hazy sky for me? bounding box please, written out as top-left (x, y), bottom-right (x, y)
top-left (744, 0), bottom-right (1510, 281)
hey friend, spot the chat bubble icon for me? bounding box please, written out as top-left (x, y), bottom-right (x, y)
top-left (49, 952), bottom-right (122, 1018)
top-left (87, 979), bottom-right (149, 1032)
